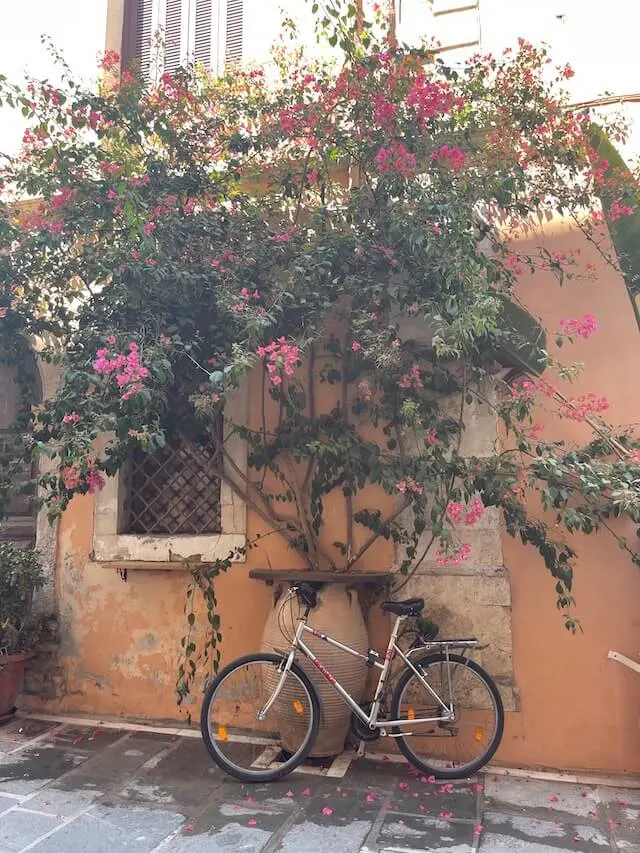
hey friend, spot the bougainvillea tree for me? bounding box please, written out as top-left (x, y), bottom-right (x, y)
top-left (1, 1), bottom-right (639, 697)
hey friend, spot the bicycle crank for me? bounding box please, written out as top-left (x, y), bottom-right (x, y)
top-left (350, 703), bottom-right (381, 741)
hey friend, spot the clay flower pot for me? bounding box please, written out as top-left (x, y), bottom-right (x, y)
top-left (0, 652), bottom-right (32, 719)
top-left (261, 583), bottom-right (368, 757)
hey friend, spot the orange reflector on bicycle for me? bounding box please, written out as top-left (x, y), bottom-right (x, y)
top-left (293, 700), bottom-right (304, 714)
top-left (407, 708), bottom-right (415, 720)
top-left (218, 726), bottom-right (228, 742)
top-left (474, 728), bottom-right (485, 743)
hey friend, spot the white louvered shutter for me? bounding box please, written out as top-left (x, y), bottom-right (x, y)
top-left (135, 0), bottom-right (158, 79)
top-left (225, 0), bottom-right (244, 67)
top-left (164, 0), bottom-right (187, 72)
top-left (194, 0), bottom-right (215, 67)
top-left (190, 0), bottom-right (242, 77)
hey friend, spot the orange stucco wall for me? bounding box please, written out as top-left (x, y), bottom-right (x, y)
top-left (497, 218), bottom-right (640, 775)
top-left (29, 217), bottom-right (640, 777)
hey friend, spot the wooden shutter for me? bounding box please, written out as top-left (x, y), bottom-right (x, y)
top-left (225, 0), bottom-right (243, 67)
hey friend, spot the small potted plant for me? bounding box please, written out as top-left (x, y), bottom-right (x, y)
top-left (0, 542), bottom-right (45, 720)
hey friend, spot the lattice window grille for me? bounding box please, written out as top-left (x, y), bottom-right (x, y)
top-left (121, 427), bottom-right (223, 536)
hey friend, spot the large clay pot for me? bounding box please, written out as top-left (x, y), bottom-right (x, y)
top-left (261, 583), bottom-right (368, 757)
top-left (0, 652), bottom-right (31, 719)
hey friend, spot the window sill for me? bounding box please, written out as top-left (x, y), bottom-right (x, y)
top-left (98, 560), bottom-right (207, 572)
top-left (92, 532), bottom-right (246, 564)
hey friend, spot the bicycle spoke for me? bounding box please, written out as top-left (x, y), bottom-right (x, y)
top-left (201, 654), bottom-right (319, 782)
top-left (391, 653), bottom-right (504, 779)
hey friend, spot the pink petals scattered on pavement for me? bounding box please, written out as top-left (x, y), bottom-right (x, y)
top-left (301, 788), bottom-right (311, 797)
top-left (322, 807), bottom-right (333, 815)
top-left (474, 824), bottom-right (484, 837)
top-left (438, 810), bottom-right (453, 819)
top-left (247, 818), bottom-right (257, 826)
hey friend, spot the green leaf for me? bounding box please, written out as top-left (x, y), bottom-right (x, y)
top-left (590, 125), bottom-right (640, 331)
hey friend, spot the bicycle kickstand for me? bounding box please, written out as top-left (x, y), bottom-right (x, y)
top-left (357, 739), bottom-right (367, 758)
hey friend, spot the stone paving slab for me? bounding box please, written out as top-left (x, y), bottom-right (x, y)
top-left (0, 746), bottom-right (90, 796)
top-left (119, 739), bottom-right (222, 808)
top-left (0, 797), bottom-right (17, 818)
top-left (482, 811), bottom-right (610, 851)
top-left (0, 721), bottom-right (54, 755)
top-left (0, 809), bottom-right (62, 852)
top-left (0, 719), bottom-right (636, 852)
top-left (26, 804), bottom-right (185, 853)
top-left (378, 813), bottom-right (475, 851)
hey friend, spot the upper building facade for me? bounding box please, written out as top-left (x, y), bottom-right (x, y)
top-left (2, 1), bottom-right (639, 157)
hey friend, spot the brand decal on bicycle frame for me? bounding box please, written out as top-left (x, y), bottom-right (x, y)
top-left (312, 657), bottom-right (337, 684)
top-left (308, 627), bottom-right (327, 640)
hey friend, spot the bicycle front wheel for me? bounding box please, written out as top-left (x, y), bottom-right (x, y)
top-left (201, 652), bottom-right (320, 782)
top-left (391, 653), bottom-right (504, 779)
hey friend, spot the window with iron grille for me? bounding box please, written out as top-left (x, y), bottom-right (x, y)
top-left (121, 0), bottom-right (244, 80)
top-left (120, 418), bottom-right (223, 536)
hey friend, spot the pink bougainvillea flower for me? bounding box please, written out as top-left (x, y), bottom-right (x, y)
top-left (610, 199), bottom-right (633, 221)
top-left (432, 144), bottom-right (466, 171)
top-left (351, 341), bottom-right (361, 351)
top-left (474, 824), bottom-right (484, 836)
top-left (559, 313), bottom-right (597, 339)
top-left (435, 542), bottom-right (472, 567)
top-left (398, 363), bottom-right (423, 389)
top-left (439, 810), bottom-right (453, 819)
top-left (62, 412), bottom-right (80, 425)
top-left (399, 782), bottom-right (409, 790)
top-left (86, 469), bottom-right (105, 493)
top-left (301, 788), bottom-right (311, 797)
top-left (247, 818), bottom-right (257, 826)
top-left (322, 807), bottom-right (333, 816)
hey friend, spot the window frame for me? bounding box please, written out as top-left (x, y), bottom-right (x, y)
top-left (92, 379), bottom-right (248, 564)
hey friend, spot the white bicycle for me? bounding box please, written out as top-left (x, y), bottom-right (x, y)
top-left (201, 582), bottom-right (504, 782)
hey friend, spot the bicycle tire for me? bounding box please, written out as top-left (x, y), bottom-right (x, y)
top-left (200, 652), bottom-right (321, 782)
top-left (390, 652), bottom-right (504, 779)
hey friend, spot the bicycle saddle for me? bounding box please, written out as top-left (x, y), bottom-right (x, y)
top-left (381, 597), bottom-right (424, 616)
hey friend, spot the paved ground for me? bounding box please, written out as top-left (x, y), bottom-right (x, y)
top-left (0, 717), bottom-right (638, 852)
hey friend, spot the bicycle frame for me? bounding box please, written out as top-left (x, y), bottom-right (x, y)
top-left (264, 603), bottom-right (479, 733)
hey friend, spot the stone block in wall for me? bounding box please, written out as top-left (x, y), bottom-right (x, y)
top-left (398, 574), bottom-right (517, 711)
top-left (21, 642), bottom-right (66, 702)
top-left (440, 383), bottom-right (499, 458)
top-left (403, 507), bottom-right (505, 575)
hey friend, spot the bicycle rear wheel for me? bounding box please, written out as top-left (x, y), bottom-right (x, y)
top-left (390, 653), bottom-right (504, 779)
top-left (200, 652), bottom-right (320, 782)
